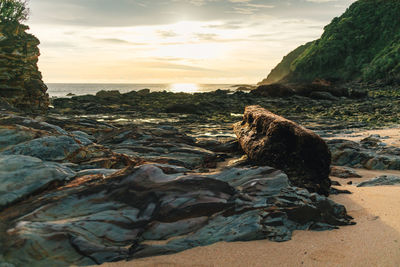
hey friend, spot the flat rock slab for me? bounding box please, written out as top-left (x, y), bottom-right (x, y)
top-left (0, 155), bottom-right (75, 209)
top-left (0, 164), bottom-right (353, 266)
top-left (357, 175), bottom-right (400, 187)
top-left (233, 105), bottom-right (331, 196)
top-left (330, 166), bottom-right (362, 178)
top-left (328, 139), bottom-right (400, 170)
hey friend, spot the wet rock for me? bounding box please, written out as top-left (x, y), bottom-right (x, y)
top-left (233, 105), bottom-right (331, 196)
top-left (165, 103), bottom-right (200, 114)
top-left (251, 84), bottom-right (295, 97)
top-left (96, 125), bottom-right (221, 169)
top-left (0, 155), bottom-right (75, 209)
top-left (330, 166), bottom-right (362, 178)
top-left (96, 90), bottom-right (122, 99)
top-left (0, 164), bottom-right (353, 266)
top-left (309, 91), bottom-right (338, 101)
top-left (357, 175), bottom-right (400, 187)
top-left (328, 139), bottom-right (400, 170)
top-left (1, 135), bottom-right (86, 161)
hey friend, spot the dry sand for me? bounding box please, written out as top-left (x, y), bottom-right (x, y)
top-left (100, 169), bottom-right (400, 267)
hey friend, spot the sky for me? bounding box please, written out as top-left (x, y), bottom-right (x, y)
top-left (27, 0), bottom-right (355, 84)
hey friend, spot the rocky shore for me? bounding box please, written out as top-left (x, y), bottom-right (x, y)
top-left (1, 89), bottom-right (400, 265)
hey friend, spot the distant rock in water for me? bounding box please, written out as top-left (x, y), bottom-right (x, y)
top-left (259, 0), bottom-right (400, 85)
top-left (233, 105), bottom-right (332, 196)
top-left (0, 22), bottom-right (49, 112)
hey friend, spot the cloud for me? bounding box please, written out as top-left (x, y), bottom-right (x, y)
top-left (28, 0), bottom-right (357, 83)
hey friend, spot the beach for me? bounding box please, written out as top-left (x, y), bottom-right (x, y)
top-left (100, 169), bottom-right (400, 267)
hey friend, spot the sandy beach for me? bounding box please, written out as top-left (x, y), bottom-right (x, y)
top-left (100, 169), bottom-right (400, 267)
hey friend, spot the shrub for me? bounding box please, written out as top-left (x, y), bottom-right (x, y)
top-left (0, 0), bottom-right (29, 23)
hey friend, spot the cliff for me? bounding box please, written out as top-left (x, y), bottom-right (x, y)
top-left (0, 22), bottom-right (49, 112)
top-left (260, 0), bottom-right (400, 85)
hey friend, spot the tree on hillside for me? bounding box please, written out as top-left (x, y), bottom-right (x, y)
top-left (0, 0), bottom-right (29, 23)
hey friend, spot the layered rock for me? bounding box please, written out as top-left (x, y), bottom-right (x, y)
top-left (0, 22), bottom-right (49, 112)
top-left (0, 163), bottom-right (353, 266)
top-left (0, 111), bottom-right (354, 266)
top-left (328, 136), bottom-right (400, 170)
top-left (233, 105), bottom-right (331, 196)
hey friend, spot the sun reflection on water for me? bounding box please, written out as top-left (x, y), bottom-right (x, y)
top-left (169, 83), bottom-right (199, 93)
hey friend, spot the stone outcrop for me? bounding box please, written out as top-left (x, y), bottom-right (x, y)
top-left (0, 22), bottom-right (49, 112)
top-left (328, 136), bottom-right (400, 170)
top-left (233, 105), bottom-right (332, 196)
top-left (0, 111), bottom-right (354, 266)
top-left (357, 175), bottom-right (400, 187)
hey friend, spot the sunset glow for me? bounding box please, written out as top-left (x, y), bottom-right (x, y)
top-left (169, 83), bottom-right (199, 93)
top-left (27, 0), bottom-right (355, 84)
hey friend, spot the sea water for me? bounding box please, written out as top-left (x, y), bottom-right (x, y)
top-left (47, 83), bottom-right (239, 98)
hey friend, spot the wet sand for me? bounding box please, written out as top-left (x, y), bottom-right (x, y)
top-left (101, 168), bottom-right (400, 267)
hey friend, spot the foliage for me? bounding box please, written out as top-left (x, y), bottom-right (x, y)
top-left (259, 41), bottom-right (314, 85)
top-left (265, 0), bottom-right (400, 84)
top-left (0, 0), bottom-right (29, 23)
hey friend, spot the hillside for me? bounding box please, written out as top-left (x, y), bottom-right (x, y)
top-left (260, 0), bottom-right (400, 85)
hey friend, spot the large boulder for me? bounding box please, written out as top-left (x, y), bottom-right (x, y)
top-left (0, 22), bottom-right (49, 112)
top-left (233, 105), bottom-right (331, 196)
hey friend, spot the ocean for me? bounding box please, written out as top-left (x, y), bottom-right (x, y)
top-left (46, 83), bottom-right (241, 98)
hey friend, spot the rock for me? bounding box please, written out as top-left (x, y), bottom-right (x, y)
top-left (0, 164), bottom-right (353, 266)
top-left (357, 175), bottom-right (400, 187)
top-left (328, 139), bottom-right (400, 170)
top-left (251, 84), bottom-right (295, 97)
top-left (165, 103), bottom-right (200, 114)
top-left (0, 22), bottom-right (49, 112)
top-left (0, 155), bottom-right (75, 209)
top-left (233, 105), bottom-right (331, 196)
top-left (330, 166), bottom-right (362, 178)
top-left (1, 135), bottom-right (86, 161)
top-left (96, 90), bottom-right (121, 99)
top-left (309, 91), bottom-right (338, 101)
top-left (330, 188), bottom-right (352, 195)
top-left (96, 125), bottom-right (221, 169)
top-left (137, 89), bottom-right (150, 95)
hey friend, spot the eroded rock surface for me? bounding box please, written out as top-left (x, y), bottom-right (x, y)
top-left (357, 175), bottom-right (400, 187)
top-left (0, 164), bottom-right (353, 266)
top-left (0, 22), bottom-right (49, 112)
top-left (328, 137), bottom-right (400, 170)
top-left (233, 105), bottom-right (331, 196)
top-left (0, 110), bottom-right (355, 266)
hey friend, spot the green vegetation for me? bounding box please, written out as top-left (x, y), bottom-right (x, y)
top-left (259, 42), bottom-right (314, 85)
top-left (0, 0), bottom-right (29, 23)
top-left (262, 0), bottom-right (400, 84)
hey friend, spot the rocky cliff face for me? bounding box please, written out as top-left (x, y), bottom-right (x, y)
top-left (0, 22), bottom-right (49, 112)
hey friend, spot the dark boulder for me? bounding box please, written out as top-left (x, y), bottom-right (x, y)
top-left (233, 105), bottom-right (332, 195)
top-left (251, 84), bottom-right (295, 97)
top-left (309, 91), bottom-right (338, 101)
